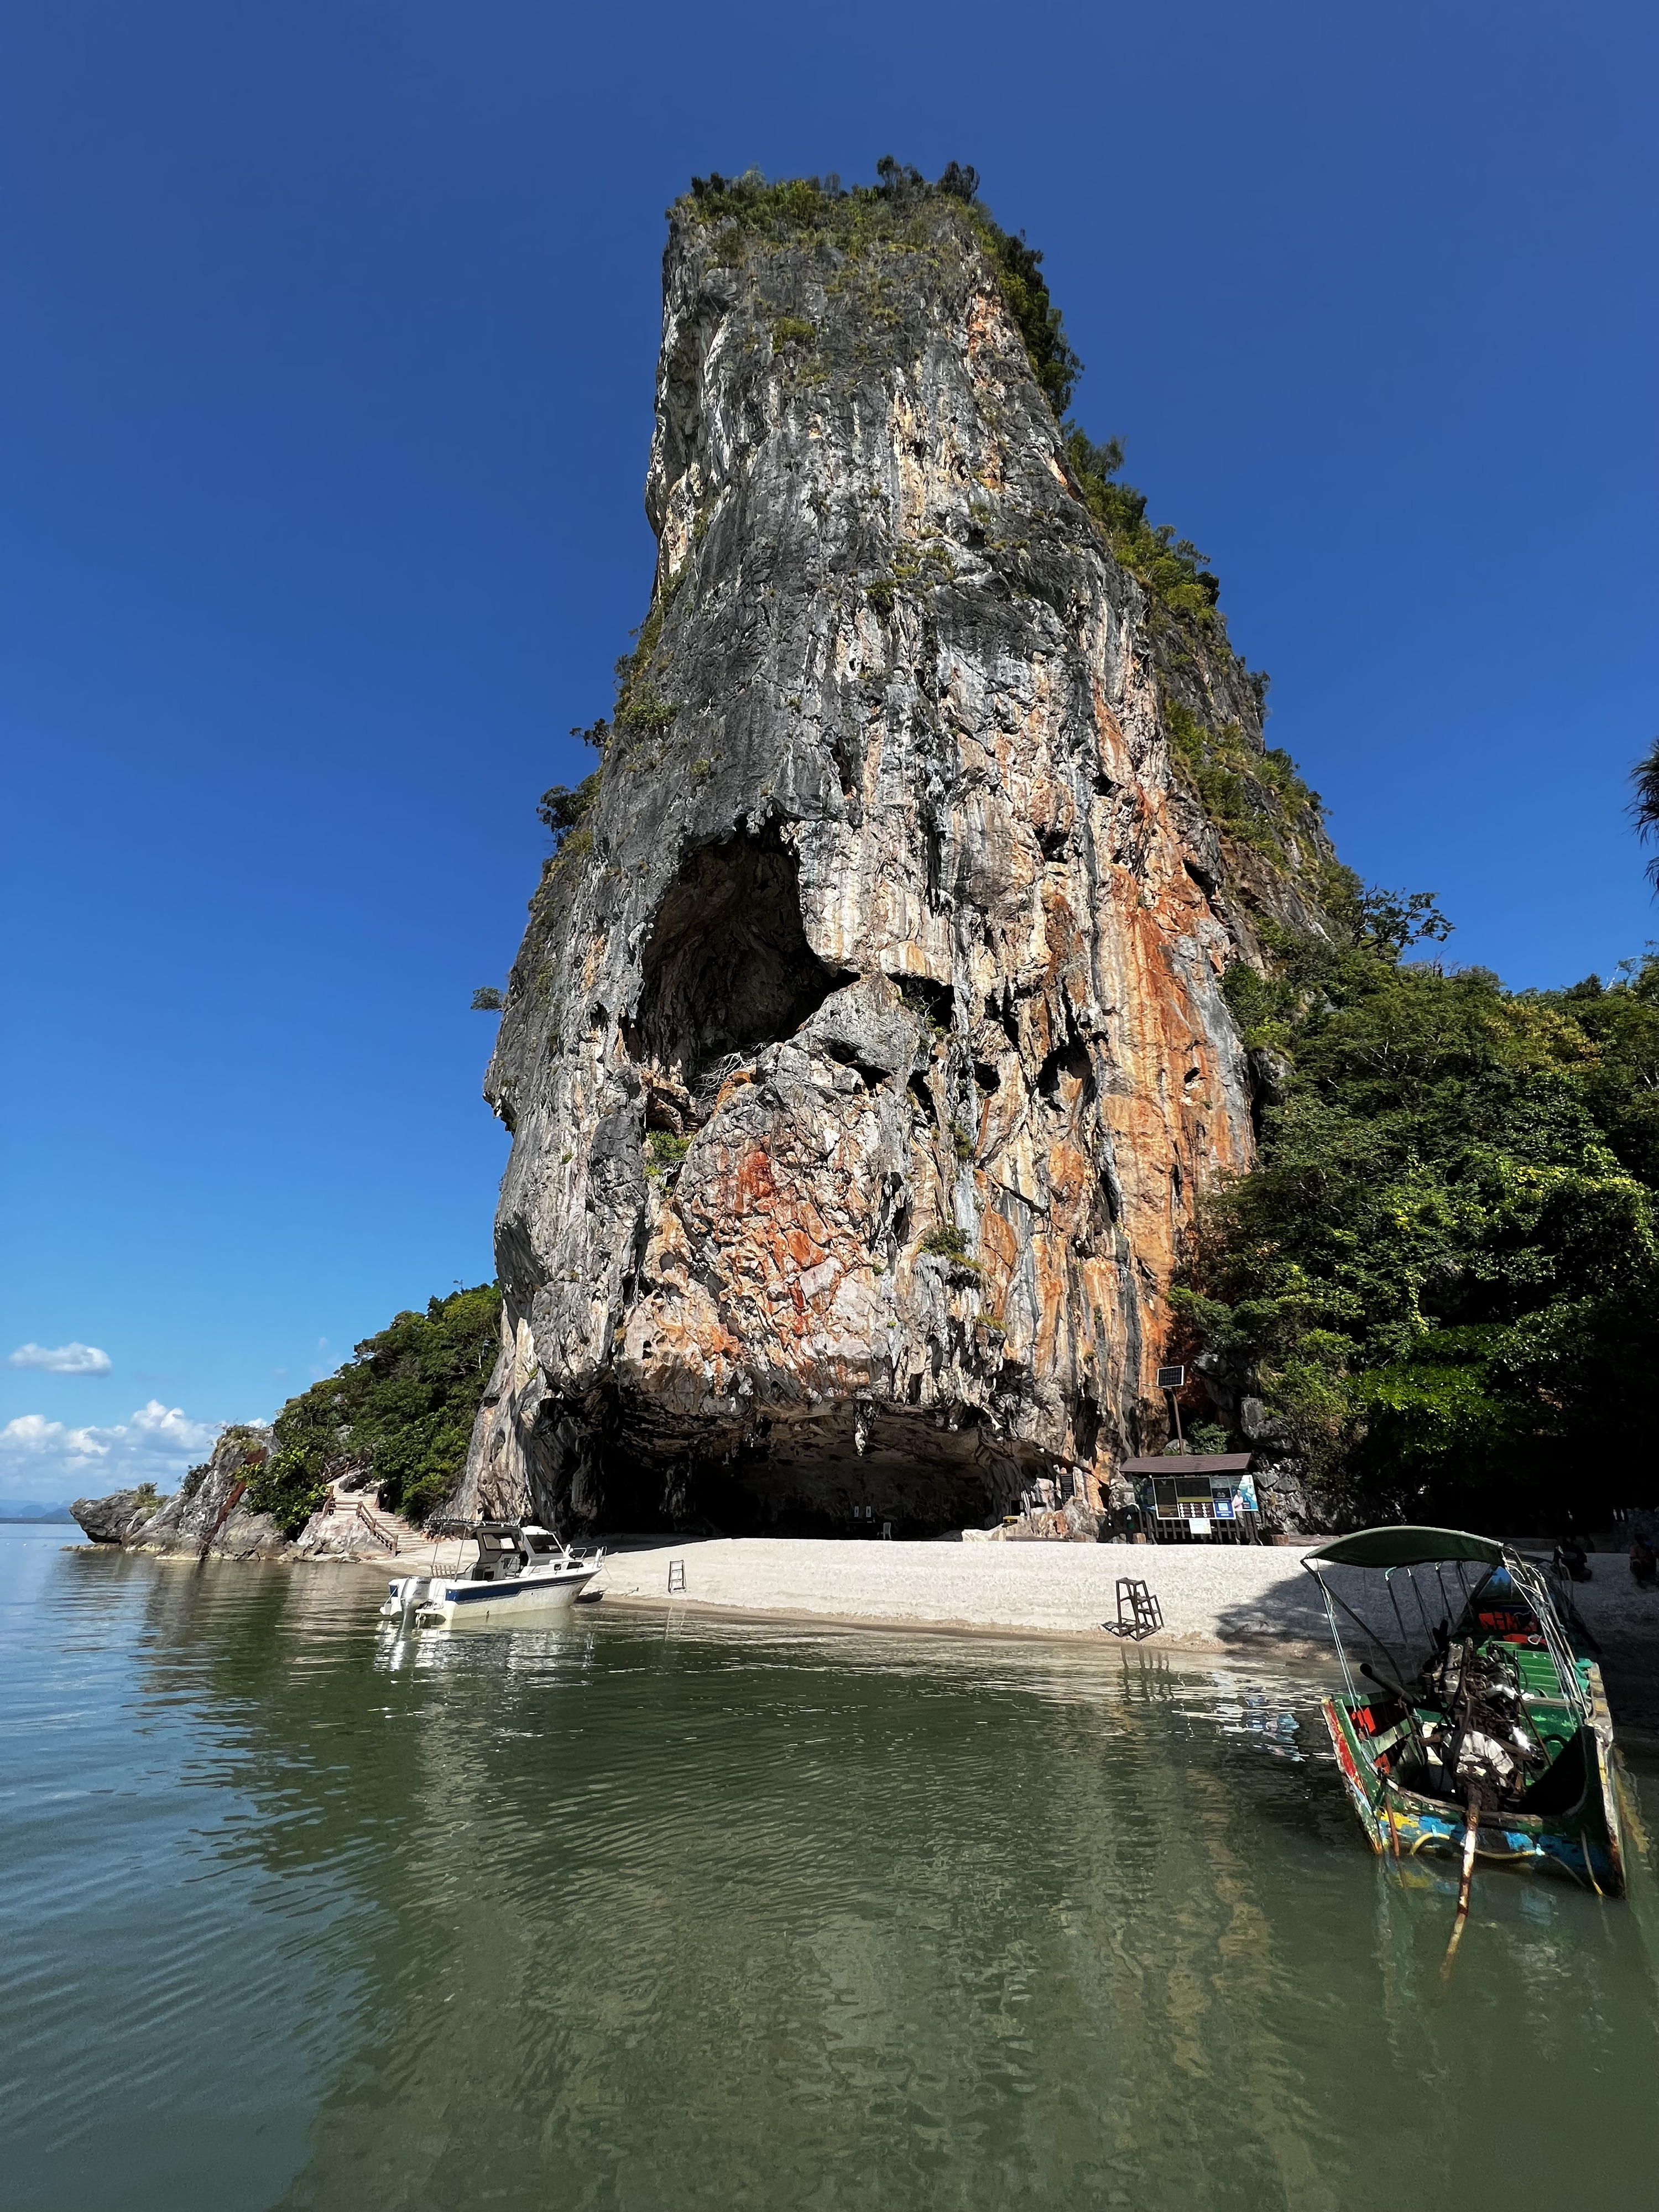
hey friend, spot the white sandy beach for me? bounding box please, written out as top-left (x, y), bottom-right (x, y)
top-left (262, 1517), bottom-right (1659, 1721)
top-left (587, 1533), bottom-right (1659, 1695)
top-left (593, 1536), bottom-right (1336, 1653)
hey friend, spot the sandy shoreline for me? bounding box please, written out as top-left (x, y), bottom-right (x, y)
top-left (593, 1537), bottom-right (1335, 1654)
top-left (587, 1536), bottom-right (1659, 1726)
top-left (65, 1522), bottom-right (1659, 1724)
top-left (598, 1587), bottom-right (1343, 1667)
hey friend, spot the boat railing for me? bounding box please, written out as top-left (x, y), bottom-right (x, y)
top-left (1503, 1553), bottom-right (1591, 1724)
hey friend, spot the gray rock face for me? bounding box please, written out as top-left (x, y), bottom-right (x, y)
top-left (1240, 1395), bottom-right (1294, 1449)
top-left (71, 1488), bottom-right (164, 1545)
top-left (1250, 1459), bottom-right (1324, 1537)
top-left (463, 184), bottom-right (1334, 1538)
top-left (74, 1430), bottom-right (288, 1559)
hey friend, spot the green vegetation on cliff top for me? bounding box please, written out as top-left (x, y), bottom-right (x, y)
top-left (677, 160), bottom-right (1227, 630)
top-left (248, 1284), bottom-right (500, 1534)
top-left (682, 158), bottom-right (1081, 414)
top-left (669, 161), bottom-right (1319, 878)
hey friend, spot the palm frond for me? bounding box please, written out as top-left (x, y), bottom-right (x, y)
top-left (1631, 740), bottom-right (1659, 890)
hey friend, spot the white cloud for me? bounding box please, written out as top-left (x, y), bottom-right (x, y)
top-left (0, 1400), bottom-right (221, 1503)
top-left (7, 1342), bottom-right (113, 1375)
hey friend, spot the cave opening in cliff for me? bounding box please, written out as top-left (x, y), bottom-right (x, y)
top-left (592, 1404), bottom-right (1027, 1539)
top-left (633, 827), bottom-right (848, 1089)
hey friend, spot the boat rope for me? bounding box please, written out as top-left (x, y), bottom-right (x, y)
top-left (1383, 1569), bottom-right (1415, 1657)
top-left (1311, 1572), bottom-right (1357, 1699)
top-left (1408, 1830), bottom-right (1548, 1869)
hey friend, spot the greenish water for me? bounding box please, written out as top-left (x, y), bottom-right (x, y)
top-left (6, 1526), bottom-right (1658, 2211)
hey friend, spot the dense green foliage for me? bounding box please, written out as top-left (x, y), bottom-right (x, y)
top-left (646, 1130), bottom-right (690, 1179)
top-left (965, 217), bottom-right (1079, 415)
top-left (1174, 914), bottom-right (1659, 1526)
top-left (1062, 430), bottom-right (1220, 625)
top-left (248, 1285), bottom-right (502, 1535)
top-left (536, 774), bottom-right (599, 846)
top-left (1164, 700), bottom-right (1327, 873)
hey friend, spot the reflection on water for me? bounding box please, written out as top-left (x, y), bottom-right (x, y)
top-left (4, 1526), bottom-right (1657, 2212)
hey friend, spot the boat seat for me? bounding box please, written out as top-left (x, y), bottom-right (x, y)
top-left (1369, 1718), bottom-right (1416, 1759)
top-left (1519, 1730), bottom-right (1589, 1817)
top-left (1503, 1645), bottom-right (1565, 1697)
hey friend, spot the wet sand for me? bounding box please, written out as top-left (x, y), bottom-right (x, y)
top-left (263, 1516), bottom-right (1659, 1729)
top-left (591, 1535), bottom-right (1659, 1730)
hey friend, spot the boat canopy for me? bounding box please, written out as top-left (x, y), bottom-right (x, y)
top-left (1305, 1526), bottom-right (1507, 1571)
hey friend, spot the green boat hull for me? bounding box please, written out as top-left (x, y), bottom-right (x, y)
top-left (1323, 1669), bottom-right (1626, 1896)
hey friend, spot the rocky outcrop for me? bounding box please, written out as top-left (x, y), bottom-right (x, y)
top-left (72, 1429), bottom-right (289, 1559)
top-left (71, 1487), bottom-right (168, 1545)
top-left (462, 176), bottom-right (1337, 1539)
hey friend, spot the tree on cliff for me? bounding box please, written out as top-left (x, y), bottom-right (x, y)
top-left (1173, 911), bottom-right (1659, 1527)
top-left (247, 1285), bottom-right (501, 1533)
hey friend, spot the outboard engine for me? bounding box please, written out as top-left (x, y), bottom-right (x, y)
top-left (384, 1574), bottom-right (432, 1631)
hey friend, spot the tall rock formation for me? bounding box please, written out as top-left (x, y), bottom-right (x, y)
top-left (463, 171), bottom-right (1336, 1536)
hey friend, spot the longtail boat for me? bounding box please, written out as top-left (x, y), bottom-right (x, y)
top-left (1303, 1528), bottom-right (1625, 1912)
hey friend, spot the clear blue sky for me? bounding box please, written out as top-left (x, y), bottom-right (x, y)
top-left (4, 0), bottom-right (1655, 1497)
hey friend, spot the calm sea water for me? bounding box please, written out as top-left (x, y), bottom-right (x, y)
top-left (4, 1524), bottom-right (1658, 2211)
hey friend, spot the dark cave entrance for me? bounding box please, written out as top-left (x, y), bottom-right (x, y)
top-left (586, 1401), bottom-right (1050, 1542)
top-left (633, 826), bottom-right (848, 1088)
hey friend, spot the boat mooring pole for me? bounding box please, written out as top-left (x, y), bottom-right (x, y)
top-left (1582, 1829), bottom-right (1605, 1900)
top-left (1382, 1785), bottom-right (1401, 1858)
top-left (1444, 1793), bottom-right (1480, 1971)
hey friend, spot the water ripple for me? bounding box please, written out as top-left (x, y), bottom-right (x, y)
top-left (5, 1533), bottom-right (1659, 2210)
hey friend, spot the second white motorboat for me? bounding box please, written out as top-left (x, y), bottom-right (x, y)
top-left (380, 1520), bottom-right (604, 1630)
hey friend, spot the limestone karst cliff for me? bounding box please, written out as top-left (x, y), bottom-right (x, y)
top-left (461, 169), bottom-right (1339, 1537)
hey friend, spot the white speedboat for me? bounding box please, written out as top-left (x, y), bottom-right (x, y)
top-left (380, 1520), bottom-right (603, 1630)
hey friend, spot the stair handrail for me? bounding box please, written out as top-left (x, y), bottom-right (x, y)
top-left (354, 1501), bottom-right (399, 1554)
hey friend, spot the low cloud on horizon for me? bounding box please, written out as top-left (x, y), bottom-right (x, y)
top-left (7, 1342), bottom-right (113, 1375)
top-left (0, 1400), bottom-right (222, 1503)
